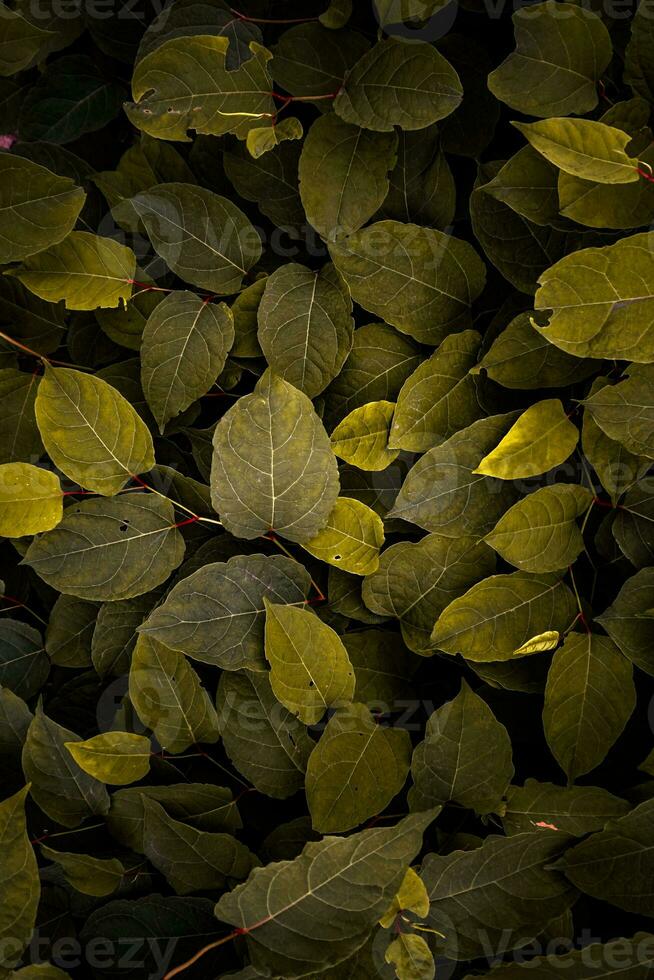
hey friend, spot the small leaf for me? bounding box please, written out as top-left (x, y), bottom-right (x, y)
top-left (301, 497), bottom-right (384, 575)
top-left (379, 866), bottom-right (430, 928)
top-left (513, 630), bottom-right (560, 655)
top-left (0, 462), bottom-right (62, 537)
top-left (64, 732), bottom-right (151, 786)
top-left (0, 620), bottom-right (48, 700)
top-left (40, 846), bottom-right (124, 897)
top-left (330, 401), bottom-right (399, 471)
top-left (473, 399), bottom-right (578, 479)
top-left (385, 933), bottom-right (435, 980)
top-left (246, 116), bottom-right (303, 159)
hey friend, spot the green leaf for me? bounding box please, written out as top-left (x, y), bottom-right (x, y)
top-left (24, 494), bottom-right (185, 602)
top-left (614, 477), bottom-right (654, 567)
top-left (558, 140), bottom-right (654, 230)
top-left (379, 865), bottom-right (430, 927)
top-left (127, 36), bottom-right (275, 141)
top-left (11, 964), bottom-right (71, 979)
top-left (246, 116), bottom-right (303, 159)
top-left (583, 377), bottom-right (650, 501)
top-left (513, 630), bottom-right (561, 656)
top-left (0, 368), bottom-right (41, 464)
top-left (543, 632), bottom-right (636, 782)
top-left (272, 24), bottom-right (368, 101)
top-left (7, 232), bottom-right (136, 311)
top-left (389, 330), bottom-right (482, 453)
top-left (362, 533), bottom-right (495, 654)
top-left (139, 553), bottom-right (310, 671)
top-left (385, 934), bottom-right (434, 980)
top-left (484, 483), bottom-right (593, 573)
top-left (0, 3), bottom-right (52, 76)
top-left (22, 705), bottom-right (110, 827)
top-left (379, 124), bottom-right (455, 229)
top-left (299, 113), bottom-right (397, 241)
top-left (306, 701), bottom-right (411, 833)
top-left (625, 0), bottom-right (654, 101)
top-left (334, 38), bottom-right (462, 132)
top-left (330, 401), bottom-right (399, 472)
top-left (217, 669), bottom-right (314, 798)
top-left (211, 371), bottom-right (340, 542)
top-left (481, 145), bottom-right (564, 228)
top-left (223, 139), bottom-right (305, 232)
top-left (45, 594), bottom-right (96, 668)
top-left (330, 221), bottom-right (486, 345)
top-left (488, 1), bottom-right (611, 118)
top-left (0, 462), bottom-right (62, 537)
top-left (409, 680), bottom-right (513, 815)
top-left (501, 779), bottom-right (629, 836)
top-left (92, 589), bottom-right (163, 679)
top-left (64, 732), bottom-right (151, 786)
top-left (301, 497), bottom-right (384, 575)
top-left (257, 263), bottom-right (353, 397)
top-left (142, 797), bottom-right (256, 895)
top-left (560, 798), bottom-right (654, 916)
top-left (0, 154), bottom-right (84, 263)
top-left (0, 620), bottom-right (48, 700)
top-left (214, 811), bottom-right (436, 977)
top-left (40, 846), bottom-right (124, 897)
top-left (513, 119), bottom-right (639, 184)
top-left (0, 689), bottom-right (32, 777)
top-left (344, 629), bottom-right (418, 704)
top-left (597, 568), bottom-right (654, 676)
top-left (0, 786), bottom-right (40, 971)
top-left (129, 633), bottom-right (220, 754)
top-left (583, 364), bottom-right (654, 459)
top-left (431, 571), bottom-right (577, 662)
top-left (473, 399), bottom-right (579, 479)
top-left (141, 291), bottom-right (234, 432)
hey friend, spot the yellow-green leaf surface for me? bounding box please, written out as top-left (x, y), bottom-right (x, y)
top-left (129, 633), bottom-right (220, 754)
top-left (385, 933), bottom-right (435, 980)
top-left (0, 786), bottom-right (39, 971)
top-left (40, 846), bottom-right (124, 897)
top-left (264, 600), bottom-right (355, 724)
top-left (257, 262), bottom-right (353, 397)
top-left (431, 571), bottom-right (577, 662)
top-left (301, 497), bottom-right (384, 575)
top-left (330, 221), bottom-right (486, 345)
top-left (299, 113), bottom-right (397, 240)
top-left (65, 732), bottom-right (151, 785)
top-left (306, 702), bottom-right (411, 832)
top-left (379, 866), bottom-right (430, 927)
top-left (330, 400), bottom-right (399, 471)
top-left (35, 366), bottom-right (154, 495)
top-left (484, 484), bottom-right (593, 573)
top-left (513, 630), bottom-right (561, 656)
top-left (132, 183), bottom-right (261, 294)
top-left (479, 145), bottom-right (563, 228)
top-left (7, 232), bottom-right (136, 310)
top-left (488, 1), bottom-right (611, 118)
top-left (513, 118), bottom-right (639, 184)
top-left (473, 399), bottom-right (578, 479)
top-left (582, 364), bottom-right (654, 459)
top-left (0, 154), bottom-right (85, 263)
top-left (141, 291), bottom-right (235, 432)
top-left (501, 779), bottom-right (629, 836)
top-left (0, 462), bottom-right (62, 537)
top-left (334, 38), bottom-right (462, 132)
top-left (211, 371), bottom-right (340, 542)
top-left (126, 36), bottom-right (275, 141)
top-left (246, 116), bottom-right (303, 159)
top-left (24, 494), bottom-right (185, 602)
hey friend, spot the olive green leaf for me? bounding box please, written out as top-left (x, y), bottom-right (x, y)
top-left (597, 568), bottom-right (654, 676)
top-left (334, 38), bottom-right (462, 132)
top-left (40, 846), bottom-right (125, 897)
top-left (35, 365), bottom-right (154, 495)
top-left (246, 116), bottom-right (303, 159)
top-left (431, 571), bottom-right (577, 662)
top-left (0, 689), bottom-right (32, 776)
top-left (513, 119), bottom-right (639, 184)
top-left (389, 413), bottom-right (521, 537)
top-left (7, 231), bottom-right (136, 310)
top-left (513, 630), bottom-right (561, 655)
top-left (379, 124), bottom-right (455, 229)
top-left (129, 634), bottom-right (220, 754)
top-left (223, 139), bottom-right (305, 232)
top-left (560, 798), bottom-right (654, 916)
top-left (344, 629), bottom-right (418, 704)
top-left (625, 0), bottom-right (654, 101)
top-left (64, 732), bottom-right (151, 786)
top-left (543, 632), bottom-right (635, 782)
top-left (0, 620), bottom-right (48, 700)
top-left (320, 0), bottom-right (352, 28)
top-left (534, 232), bottom-right (654, 362)
top-left (409, 680), bottom-right (513, 815)
top-left (214, 811), bottom-right (436, 978)
top-left (330, 221), bottom-right (486, 345)
top-left (45, 595), bottom-right (96, 668)
top-left (583, 379), bottom-right (652, 503)
top-left (257, 263), bottom-right (353, 397)
top-left (484, 484), bottom-right (592, 573)
top-left (614, 478), bottom-right (654, 567)
top-left (299, 114), bottom-right (397, 241)
top-left (488, 1), bottom-right (611, 118)
top-left (583, 364), bottom-right (654, 459)
top-left (95, 288), bottom-right (163, 352)
top-left (306, 702), bottom-right (411, 833)
top-left (481, 146), bottom-right (564, 228)
top-left (389, 330), bottom-right (483, 453)
top-left (385, 934), bottom-right (434, 980)
top-left (24, 494), bottom-right (185, 602)
top-left (330, 401), bottom-right (398, 472)
top-left (11, 965), bottom-right (73, 979)
top-left (0, 368), bottom-right (41, 464)
top-left (229, 276), bottom-right (265, 358)
top-left (126, 36), bottom-right (275, 141)
top-left (0, 154), bottom-right (84, 263)
top-left (420, 832), bottom-right (576, 961)
top-left (211, 371), bottom-right (340, 542)
top-left (330, 569), bottom-right (390, 626)
top-left (0, 462), bottom-right (62, 537)
top-left (91, 589), bottom-right (163, 679)
top-left (501, 779), bottom-right (629, 836)
top-left (22, 705), bottom-right (110, 827)
top-left (135, 0), bottom-right (262, 69)
top-left (264, 600), bottom-right (355, 724)
top-left (217, 669), bottom-right (314, 798)
top-left (301, 497), bottom-right (384, 576)
top-left (473, 399), bottom-right (578, 479)
top-left (131, 183), bottom-right (261, 294)
top-left (142, 798), bottom-right (256, 896)
top-left (0, 786), bottom-right (39, 971)
top-left (141, 291), bottom-right (234, 432)
top-left (362, 533), bottom-right (495, 654)
top-left (461, 935), bottom-right (654, 978)
top-left (379, 866), bottom-right (430, 928)
top-left (139, 553), bottom-right (310, 671)
top-left (272, 23), bottom-right (368, 100)
top-left (0, 3), bottom-right (52, 76)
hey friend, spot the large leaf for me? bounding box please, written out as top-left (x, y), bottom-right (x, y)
top-left (330, 221), bottom-right (486, 345)
top-left (0, 462), bottom-right (62, 537)
top-left (473, 399), bottom-right (579, 479)
top-left (0, 786), bottom-right (40, 971)
top-left (214, 811), bottom-right (435, 977)
top-left (210, 371), bottom-right (340, 542)
top-left (501, 779), bottom-right (629, 836)
top-left (513, 119), bottom-right (639, 184)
